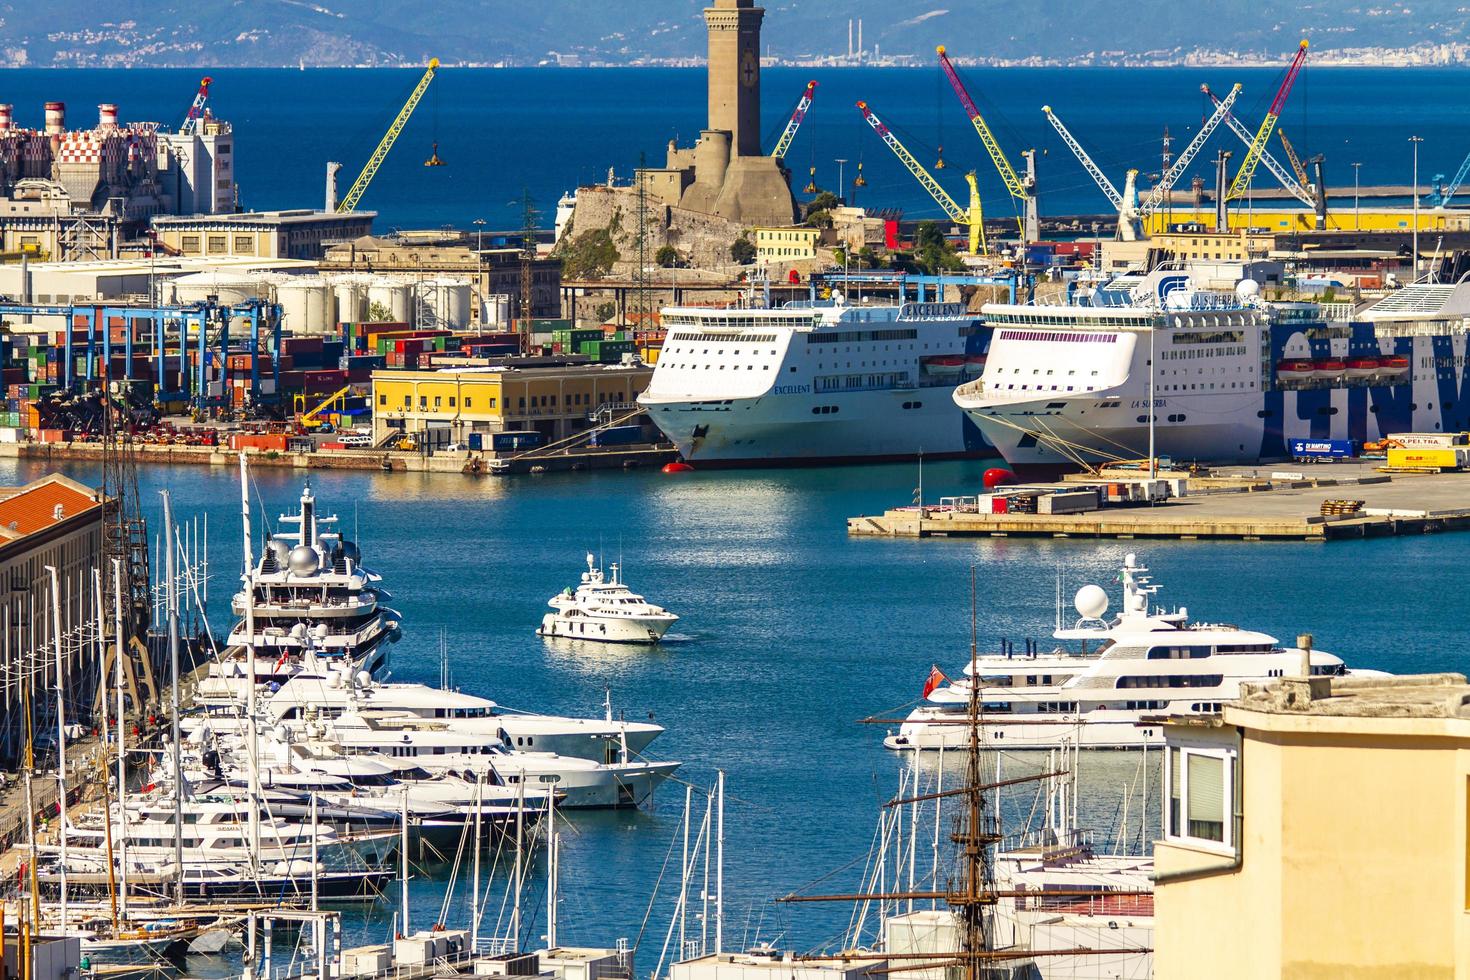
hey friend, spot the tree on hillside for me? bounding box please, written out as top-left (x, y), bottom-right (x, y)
top-left (730, 235), bottom-right (757, 265)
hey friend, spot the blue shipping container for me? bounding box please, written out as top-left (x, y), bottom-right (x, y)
top-left (1290, 438), bottom-right (1358, 459)
top-left (589, 424), bottom-right (644, 447)
top-left (467, 433), bottom-right (483, 451)
top-left (492, 430), bottom-right (544, 451)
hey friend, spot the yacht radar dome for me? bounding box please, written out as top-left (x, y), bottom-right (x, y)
top-left (288, 544), bottom-right (319, 576)
top-left (1074, 584), bottom-right (1109, 620)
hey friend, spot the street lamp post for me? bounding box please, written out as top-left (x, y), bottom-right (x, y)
top-left (1410, 136), bottom-right (1423, 280)
top-left (1352, 162), bottom-right (1362, 230)
top-left (834, 159), bottom-right (847, 203)
top-left (473, 217), bottom-right (486, 252)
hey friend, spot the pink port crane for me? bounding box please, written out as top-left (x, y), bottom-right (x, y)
top-left (1226, 40), bottom-right (1309, 201)
top-left (180, 77), bottom-right (213, 136)
top-left (771, 81), bottom-right (817, 160)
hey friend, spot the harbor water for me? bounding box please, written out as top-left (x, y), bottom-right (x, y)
top-left (4, 454), bottom-right (1462, 954)
top-left (1, 66), bottom-right (1468, 228)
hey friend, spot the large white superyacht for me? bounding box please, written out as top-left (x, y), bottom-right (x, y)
top-left (639, 291), bottom-right (992, 464)
top-left (885, 554), bottom-right (1387, 750)
top-left (953, 271), bottom-right (1470, 474)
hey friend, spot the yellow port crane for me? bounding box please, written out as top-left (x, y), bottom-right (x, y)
top-left (1277, 128), bottom-right (1311, 190)
top-left (336, 58), bottom-right (440, 213)
top-left (936, 44), bottom-right (1035, 240)
top-left (856, 101), bottom-right (987, 256)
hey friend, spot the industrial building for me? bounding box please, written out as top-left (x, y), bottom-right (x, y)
top-left (753, 226), bottom-right (819, 262)
top-left (371, 362), bottom-right (654, 447)
top-left (320, 234), bottom-right (561, 321)
top-left (0, 473), bottom-right (106, 768)
top-left (0, 255), bottom-right (315, 307)
top-left (151, 209), bottom-right (376, 261)
top-left (0, 94), bottom-right (241, 262)
top-left (1154, 671), bottom-right (1470, 978)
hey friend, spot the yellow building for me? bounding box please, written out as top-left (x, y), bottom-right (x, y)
top-left (753, 226), bottom-right (819, 262)
top-left (1145, 207), bottom-right (1470, 236)
top-left (372, 363), bottom-right (654, 448)
top-left (1155, 670), bottom-right (1470, 979)
top-left (152, 209), bottom-right (376, 261)
top-left (1153, 229), bottom-right (1275, 262)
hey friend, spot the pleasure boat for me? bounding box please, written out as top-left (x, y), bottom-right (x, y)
top-left (885, 553), bottom-right (1388, 750)
top-left (537, 553), bottom-right (679, 644)
top-left (225, 484), bottom-right (401, 675)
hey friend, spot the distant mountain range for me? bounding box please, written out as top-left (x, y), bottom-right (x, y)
top-left (2, 0), bottom-right (1466, 67)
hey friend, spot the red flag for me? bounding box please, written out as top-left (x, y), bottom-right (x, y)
top-left (922, 665), bottom-right (948, 698)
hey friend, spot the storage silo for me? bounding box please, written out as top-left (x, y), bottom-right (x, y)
top-left (329, 274), bottom-right (369, 324)
top-left (172, 270), bottom-right (268, 308)
top-left (415, 277), bottom-right (472, 329)
top-left (276, 276), bottom-right (334, 335)
top-left (366, 275), bottom-right (413, 324)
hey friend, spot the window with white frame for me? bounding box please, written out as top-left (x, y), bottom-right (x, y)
top-left (1166, 743), bottom-right (1236, 848)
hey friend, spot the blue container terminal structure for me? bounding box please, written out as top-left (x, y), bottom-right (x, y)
top-left (0, 299), bottom-right (283, 414)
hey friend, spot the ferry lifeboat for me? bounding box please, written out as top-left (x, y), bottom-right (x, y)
top-left (1345, 356), bottom-right (1380, 380)
top-left (922, 355), bottom-right (966, 377)
top-left (1379, 354), bottom-right (1410, 379)
top-left (964, 354), bottom-right (987, 376)
top-left (1275, 359), bottom-right (1316, 382)
top-left (1313, 358), bottom-right (1347, 381)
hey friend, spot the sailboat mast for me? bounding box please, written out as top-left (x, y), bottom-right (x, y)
top-left (113, 557), bottom-right (128, 923)
top-left (45, 565), bottom-right (67, 934)
top-left (239, 454), bottom-right (261, 862)
top-left (715, 769), bottom-right (724, 954)
top-left (161, 490), bottom-right (183, 901)
top-left (93, 567), bottom-right (118, 929)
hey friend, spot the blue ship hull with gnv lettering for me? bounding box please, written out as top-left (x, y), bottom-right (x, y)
top-left (955, 286), bottom-right (1470, 473)
top-left (639, 300), bottom-right (994, 465)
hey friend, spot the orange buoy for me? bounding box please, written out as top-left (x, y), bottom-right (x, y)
top-left (663, 461), bottom-right (694, 474)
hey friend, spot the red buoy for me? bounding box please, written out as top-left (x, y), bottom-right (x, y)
top-left (662, 461), bottom-right (694, 474)
top-left (983, 467), bottom-right (1018, 489)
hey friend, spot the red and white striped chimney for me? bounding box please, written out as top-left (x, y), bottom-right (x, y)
top-left (0, 105), bottom-right (13, 131)
top-left (98, 103), bottom-right (118, 129)
top-left (44, 101), bottom-right (65, 135)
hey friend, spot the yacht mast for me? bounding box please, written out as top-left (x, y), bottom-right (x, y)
top-left (715, 769), bottom-right (724, 954)
top-left (46, 565), bottom-right (67, 935)
top-left (113, 557), bottom-right (128, 922)
top-left (93, 567), bottom-right (118, 930)
top-left (160, 490), bottom-right (183, 902)
top-left (239, 453), bottom-right (261, 863)
top-left (471, 774), bottom-right (482, 950)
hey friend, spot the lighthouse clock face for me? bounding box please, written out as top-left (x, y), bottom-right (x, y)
top-left (740, 48), bottom-right (758, 88)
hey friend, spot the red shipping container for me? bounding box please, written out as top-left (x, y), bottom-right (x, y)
top-left (991, 496), bottom-right (1009, 514)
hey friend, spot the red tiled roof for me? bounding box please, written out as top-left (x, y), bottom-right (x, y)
top-left (0, 475), bottom-right (101, 539)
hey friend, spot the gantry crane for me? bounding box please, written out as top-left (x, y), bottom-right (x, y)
top-left (936, 45), bottom-right (1036, 240)
top-left (179, 77), bottom-right (213, 136)
top-left (771, 81), bottom-right (817, 161)
top-left (1226, 39), bottom-right (1309, 201)
top-left (1203, 85), bottom-right (1315, 208)
top-left (856, 101), bottom-right (987, 255)
top-left (1043, 85), bottom-right (1240, 240)
top-left (336, 58), bottom-right (440, 214)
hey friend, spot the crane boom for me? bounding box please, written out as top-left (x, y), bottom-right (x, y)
top-left (1136, 84), bottom-right (1240, 217)
top-left (1204, 86), bottom-right (1315, 208)
top-left (1041, 105), bottom-right (1123, 209)
top-left (856, 101), bottom-right (966, 224)
top-left (1277, 129), bottom-right (1311, 189)
top-left (771, 81), bottom-right (817, 160)
top-left (1226, 39), bottom-right (1308, 201)
top-left (936, 45), bottom-right (1029, 203)
top-left (179, 77), bottom-right (213, 136)
top-left (1434, 151), bottom-right (1470, 208)
top-left (337, 58), bottom-right (440, 214)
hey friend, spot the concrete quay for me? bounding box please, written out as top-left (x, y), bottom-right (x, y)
top-left (848, 465), bottom-right (1470, 543)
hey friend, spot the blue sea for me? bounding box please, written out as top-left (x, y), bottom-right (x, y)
top-left (5, 453), bottom-right (1464, 959)
top-left (1, 66), bottom-right (1468, 229)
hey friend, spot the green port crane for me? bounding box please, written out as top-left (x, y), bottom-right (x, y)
top-left (336, 58), bottom-right (440, 213)
top-left (856, 100), bottom-right (987, 256)
top-left (936, 44), bottom-right (1036, 240)
top-left (1226, 40), bottom-right (1309, 202)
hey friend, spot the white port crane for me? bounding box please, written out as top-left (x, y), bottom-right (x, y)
top-left (1202, 86), bottom-right (1316, 208)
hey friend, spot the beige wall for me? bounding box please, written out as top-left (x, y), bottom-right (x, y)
top-left (1156, 712), bottom-right (1470, 979)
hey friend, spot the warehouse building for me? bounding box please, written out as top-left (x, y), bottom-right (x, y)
top-left (151, 210), bottom-right (375, 261)
top-left (372, 362), bottom-right (653, 448)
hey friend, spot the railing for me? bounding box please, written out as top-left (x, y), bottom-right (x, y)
top-left (1016, 891), bottom-right (1154, 918)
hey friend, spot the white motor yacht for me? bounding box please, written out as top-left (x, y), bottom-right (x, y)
top-left (538, 553), bottom-right (679, 644)
top-left (886, 553), bottom-right (1389, 750)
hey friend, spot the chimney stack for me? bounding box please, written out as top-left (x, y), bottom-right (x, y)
top-left (1298, 633), bottom-right (1313, 678)
top-left (98, 103), bottom-right (118, 129)
top-left (0, 105), bottom-right (13, 131)
top-left (857, 19), bottom-right (863, 60)
top-left (847, 19), bottom-right (852, 60)
top-left (44, 101), bottom-right (65, 135)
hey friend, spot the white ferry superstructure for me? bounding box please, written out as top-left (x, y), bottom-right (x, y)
top-left (953, 272), bottom-right (1470, 474)
top-left (885, 553), bottom-right (1387, 751)
top-left (639, 298), bottom-right (992, 465)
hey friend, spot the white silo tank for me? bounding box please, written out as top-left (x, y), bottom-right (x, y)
top-left (482, 293), bottom-right (512, 328)
top-left (367, 276), bottom-right (413, 323)
top-left (416, 276), bottom-right (472, 329)
top-left (330, 274), bottom-right (369, 324)
top-left (172, 271), bottom-right (261, 307)
top-left (276, 276), bottom-right (334, 335)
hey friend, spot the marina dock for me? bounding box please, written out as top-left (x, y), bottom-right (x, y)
top-left (848, 465), bottom-right (1470, 542)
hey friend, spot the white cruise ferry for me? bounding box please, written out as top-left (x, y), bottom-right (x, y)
top-left (954, 272), bottom-right (1470, 475)
top-left (639, 295), bottom-right (992, 465)
top-left (885, 554), bottom-right (1386, 751)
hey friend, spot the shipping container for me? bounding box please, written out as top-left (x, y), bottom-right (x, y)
top-left (588, 424), bottom-right (644, 447)
top-left (1387, 447), bottom-right (1468, 469)
top-left (492, 430), bottom-right (544, 452)
top-left (1386, 432), bottom-right (1469, 448)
